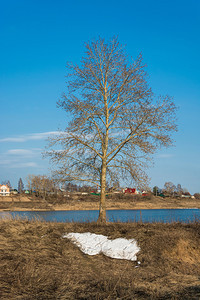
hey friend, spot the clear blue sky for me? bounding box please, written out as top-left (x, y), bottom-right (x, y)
top-left (0, 0), bottom-right (199, 193)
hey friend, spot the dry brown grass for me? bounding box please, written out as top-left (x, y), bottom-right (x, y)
top-left (0, 195), bottom-right (53, 211)
top-left (1, 194), bottom-right (200, 211)
top-left (1, 219), bottom-right (200, 299)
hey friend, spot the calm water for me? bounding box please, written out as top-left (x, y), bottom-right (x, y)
top-left (0, 209), bottom-right (200, 223)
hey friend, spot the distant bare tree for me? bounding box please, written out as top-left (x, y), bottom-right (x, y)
top-left (27, 175), bottom-right (56, 199)
top-left (46, 37), bottom-right (177, 223)
top-left (176, 183), bottom-right (183, 195)
top-left (1, 180), bottom-right (11, 188)
top-left (194, 193), bottom-right (200, 199)
top-left (163, 182), bottom-right (176, 197)
top-left (18, 178), bottom-right (24, 194)
top-left (182, 188), bottom-right (189, 194)
top-left (153, 186), bottom-right (159, 196)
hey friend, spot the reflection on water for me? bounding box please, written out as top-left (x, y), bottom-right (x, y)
top-left (0, 209), bottom-right (200, 223)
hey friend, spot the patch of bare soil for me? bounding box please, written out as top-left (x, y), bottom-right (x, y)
top-left (1, 220), bottom-right (200, 299)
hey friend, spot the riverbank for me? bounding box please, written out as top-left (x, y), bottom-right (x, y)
top-left (1, 219), bottom-right (200, 299)
top-left (0, 194), bottom-right (199, 211)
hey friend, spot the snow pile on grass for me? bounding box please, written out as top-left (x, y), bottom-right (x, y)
top-left (63, 232), bottom-right (140, 261)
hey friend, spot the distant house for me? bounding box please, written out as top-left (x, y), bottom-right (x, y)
top-left (141, 191), bottom-right (149, 196)
top-left (181, 192), bottom-right (191, 198)
top-left (124, 188), bottom-right (138, 194)
top-left (0, 184), bottom-right (10, 196)
top-left (10, 189), bottom-right (18, 195)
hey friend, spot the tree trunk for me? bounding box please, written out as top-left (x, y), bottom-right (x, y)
top-left (97, 161), bottom-right (107, 223)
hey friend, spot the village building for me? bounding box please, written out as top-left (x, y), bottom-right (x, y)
top-left (0, 184), bottom-right (10, 196)
top-left (123, 188), bottom-right (139, 194)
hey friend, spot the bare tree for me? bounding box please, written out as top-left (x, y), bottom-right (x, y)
top-left (1, 180), bottom-right (11, 188)
top-left (194, 193), bottom-right (200, 199)
top-left (176, 183), bottom-right (183, 196)
top-left (153, 186), bottom-right (159, 196)
top-left (163, 182), bottom-right (176, 197)
top-left (46, 37), bottom-right (177, 223)
top-left (27, 175), bottom-right (56, 199)
top-left (18, 178), bottom-right (24, 194)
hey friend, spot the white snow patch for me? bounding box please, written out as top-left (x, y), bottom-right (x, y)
top-left (63, 232), bottom-right (140, 261)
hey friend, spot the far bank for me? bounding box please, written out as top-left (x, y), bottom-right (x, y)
top-left (0, 194), bottom-right (199, 211)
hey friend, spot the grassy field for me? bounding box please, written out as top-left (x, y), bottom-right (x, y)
top-left (1, 219), bottom-right (200, 299)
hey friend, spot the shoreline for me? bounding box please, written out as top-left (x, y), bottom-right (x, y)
top-left (1, 206), bottom-right (200, 212)
top-left (0, 208), bottom-right (199, 213)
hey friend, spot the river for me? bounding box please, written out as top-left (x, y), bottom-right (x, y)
top-left (0, 209), bottom-right (200, 223)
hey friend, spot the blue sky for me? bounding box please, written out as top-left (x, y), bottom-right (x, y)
top-left (0, 0), bottom-right (199, 193)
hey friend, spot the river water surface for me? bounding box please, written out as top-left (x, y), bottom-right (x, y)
top-left (0, 209), bottom-right (200, 223)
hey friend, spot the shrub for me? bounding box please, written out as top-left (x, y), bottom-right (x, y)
top-left (194, 193), bottom-right (200, 199)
